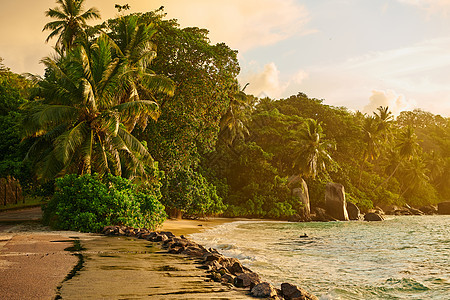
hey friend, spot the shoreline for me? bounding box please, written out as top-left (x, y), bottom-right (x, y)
top-left (102, 222), bottom-right (319, 299)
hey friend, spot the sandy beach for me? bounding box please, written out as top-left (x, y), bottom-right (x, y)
top-left (0, 208), bottom-right (252, 299)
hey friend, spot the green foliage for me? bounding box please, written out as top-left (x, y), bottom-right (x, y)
top-left (0, 62), bottom-right (33, 186)
top-left (162, 169), bottom-right (226, 218)
top-left (43, 173), bottom-right (166, 232)
top-left (22, 27), bottom-right (172, 181)
top-left (124, 10), bottom-right (241, 174)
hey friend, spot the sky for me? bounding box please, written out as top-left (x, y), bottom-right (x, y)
top-left (2, 0), bottom-right (450, 116)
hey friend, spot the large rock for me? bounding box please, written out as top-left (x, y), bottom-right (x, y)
top-left (234, 272), bottom-right (261, 288)
top-left (251, 282), bottom-right (278, 298)
top-left (281, 282), bottom-right (318, 300)
top-left (437, 202), bottom-right (450, 215)
top-left (419, 205), bottom-right (437, 215)
top-left (325, 183), bottom-right (349, 221)
top-left (346, 202), bottom-right (360, 220)
top-left (311, 207), bottom-right (338, 222)
top-left (289, 176), bottom-right (311, 221)
top-left (364, 212), bottom-right (384, 221)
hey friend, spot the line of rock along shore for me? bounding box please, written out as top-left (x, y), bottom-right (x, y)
top-left (103, 225), bottom-right (318, 300)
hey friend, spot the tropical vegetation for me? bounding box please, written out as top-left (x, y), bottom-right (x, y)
top-left (1, 1), bottom-right (449, 231)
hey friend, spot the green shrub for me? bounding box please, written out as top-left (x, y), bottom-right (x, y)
top-left (162, 169), bottom-right (226, 218)
top-left (43, 173), bottom-right (166, 232)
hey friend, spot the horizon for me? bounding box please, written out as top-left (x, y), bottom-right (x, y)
top-left (1, 0), bottom-right (450, 116)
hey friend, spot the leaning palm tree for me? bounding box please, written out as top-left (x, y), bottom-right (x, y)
top-left (43, 0), bottom-right (100, 52)
top-left (291, 119), bottom-right (337, 179)
top-left (22, 34), bottom-right (166, 181)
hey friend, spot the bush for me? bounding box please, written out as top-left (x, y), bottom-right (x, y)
top-left (43, 173), bottom-right (166, 232)
top-left (162, 169), bottom-right (226, 218)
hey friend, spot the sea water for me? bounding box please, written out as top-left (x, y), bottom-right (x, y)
top-left (190, 216), bottom-right (450, 299)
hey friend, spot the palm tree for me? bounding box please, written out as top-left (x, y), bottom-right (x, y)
top-left (43, 0), bottom-right (100, 52)
top-left (106, 15), bottom-right (175, 130)
top-left (22, 34), bottom-right (168, 181)
top-left (219, 86), bottom-right (251, 145)
top-left (398, 157), bottom-right (429, 199)
top-left (374, 106), bottom-right (394, 134)
top-left (358, 116), bottom-right (381, 186)
top-left (373, 126), bottom-right (420, 192)
top-left (292, 119), bottom-right (337, 179)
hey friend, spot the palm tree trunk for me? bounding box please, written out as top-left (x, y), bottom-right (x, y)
top-left (372, 162), bottom-right (400, 192)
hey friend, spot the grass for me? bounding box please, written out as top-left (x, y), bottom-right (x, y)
top-left (0, 195), bottom-right (47, 212)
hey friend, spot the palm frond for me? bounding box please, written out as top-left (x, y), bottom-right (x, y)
top-left (141, 73), bottom-right (175, 97)
top-left (53, 121), bottom-right (89, 164)
top-left (117, 127), bottom-right (151, 161)
top-left (22, 104), bottom-right (78, 137)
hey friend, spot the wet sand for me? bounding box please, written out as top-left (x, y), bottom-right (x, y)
top-left (0, 208), bottom-right (251, 299)
top-left (59, 235), bottom-right (253, 299)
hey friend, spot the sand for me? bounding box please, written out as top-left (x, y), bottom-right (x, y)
top-left (160, 217), bottom-right (241, 236)
top-left (0, 208), bottom-right (249, 299)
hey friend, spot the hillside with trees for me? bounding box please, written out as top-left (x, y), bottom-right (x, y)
top-left (1, 1), bottom-right (449, 231)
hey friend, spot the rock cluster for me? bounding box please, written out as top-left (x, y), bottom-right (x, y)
top-left (102, 225), bottom-right (318, 300)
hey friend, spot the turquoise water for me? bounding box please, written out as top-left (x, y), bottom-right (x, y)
top-left (190, 216), bottom-right (450, 299)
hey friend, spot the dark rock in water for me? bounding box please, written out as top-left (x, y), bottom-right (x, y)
top-left (251, 282), bottom-right (278, 298)
top-left (419, 205), bottom-right (437, 215)
top-left (223, 257), bottom-right (246, 275)
top-left (281, 282), bottom-right (319, 300)
top-left (364, 212), bottom-right (384, 221)
top-left (437, 201), bottom-right (450, 215)
top-left (325, 183), bottom-right (349, 221)
top-left (311, 207), bottom-right (338, 222)
top-left (346, 202), bottom-right (360, 220)
top-left (234, 272), bottom-right (261, 288)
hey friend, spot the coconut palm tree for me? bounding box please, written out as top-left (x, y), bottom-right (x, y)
top-left (219, 86), bottom-right (250, 145)
top-left (105, 15), bottom-right (175, 130)
top-left (22, 34), bottom-right (166, 181)
top-left (373, 126), bottom-right (420, 192)
top-left (358, 116), bottom-right (381, 186)
top-left (374, 106), bottom-right (394, 134)
top-left (398, 156), bottom-right (429, 199)
top-left (292, 119), bottom-right (337, 179)
top-left (43, 0), bottom-right (100, 52)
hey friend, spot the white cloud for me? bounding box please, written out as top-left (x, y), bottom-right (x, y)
top-left (239, 63), bottom-right (309, 99)
top-left (363, 90), bottom-right (416, 116)
top-left (161, 0), bottom-right (312, 52)
top-left (398, 0), bottom-right (450, 16)
top-left (284, 37), bottom-right (450, 116)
